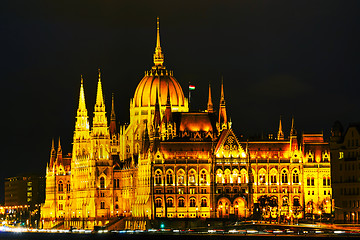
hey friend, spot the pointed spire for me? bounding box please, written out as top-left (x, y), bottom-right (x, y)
top-left (277, 116), bottom-right (284, 140)
top-left (56, 137), bottom-right (63, 166)
top-left (74, 75), bottom-right (90, 141)
top-left (153, 17), bottom-right (164, 67)
top-left (49, 139), bottom-right (56, 169)
top-left (77, 75), bottom-right (88, 117)
top-left (164, 83), bottom-right (172, 123)
top-left (207, 83), bottom-right (214, 113)
top-left (57, 137), bottom-right (62, 153)
top-left (95, 69), bottom-right (105, 112)
top-left (153, 87), bottom-right (161, 128)
top-left (290, 115), bottom-right (296, 136)
top-left (218, 77), bottom-right (228, 130)
top-left (110, 93), bottom-right (117, 137)
top-left (92, 69), bottom-right (108, 137)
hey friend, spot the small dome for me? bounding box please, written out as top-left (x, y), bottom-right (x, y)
top-left (133, 68), bottom-right (186, 108)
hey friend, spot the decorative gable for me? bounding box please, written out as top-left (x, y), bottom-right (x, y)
top-left (215, 129), bottom-right (246, 159)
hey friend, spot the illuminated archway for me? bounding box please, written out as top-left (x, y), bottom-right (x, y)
top-left (233, 197), bottom-right (246, 219)
top-left (217, 198), bottom-right (231, 218)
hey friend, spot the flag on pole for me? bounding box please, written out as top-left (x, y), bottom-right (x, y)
top-left (189, 85), bottom-right (195, 90)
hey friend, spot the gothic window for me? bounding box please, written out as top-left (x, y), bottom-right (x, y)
top-left (166, 170), bottom-right (174, 185)
top-left (99, 146), bottom-right (104, 159)
top-left (323, 177), bottom-right (326, 186)
top-left (178, 198), bottom-right (185, 207)
top-left (201, 198), bottom-right (207, 207)
top-left (59, 204), bottom-right (63, 211)
top-left (327, 177), bottom-right (331, 186)
top-left (281, 169), bottom-right (288, 184)
top-left (240, 169), bottom-right (248, 183)
top-left (224, 169), bottom-right (231, 184)
top-left (189, 169), bottom-right (196, 185)
top-left (58, 181), bottom-right (63, 192)
top-left (259, 169), bottom-right (266, 184)
top-left (66, 182), bottom-right (70, 192)
top-left (155, 170), bottom-right (162, 185)
top-left (190, 198), bottom-right (196, 207)
top-left (100, 201), bottom-right (105, 209)
top-left (292, 169), bottom-right (299, 183)
top-left (177, 169), bottom-right (185, 185)
top-left (200, 170), bottom-right (207, 184)
top-left (293, 198), bottom-right (300, 206)
top-left (311, 177), bottom-right (315, 186)
top-left (155, 198), bottom-right (162, 208)
top-left (100, 177), bottom-right (105, 189)
top-left (166, 198), bottom-right (173, 207)
top-left (232, 169), bottom-right (239, 184)
top-left (115, 204), bottom-right (119, 209)
top-left (216, 169), bottom-right (223, 184)
top-left (307, 177), bottom-right (310, 186)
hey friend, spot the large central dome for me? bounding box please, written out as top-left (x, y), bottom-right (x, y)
top-left (132, 18), bottom-right (187, 110)
top-left (134, 69), bottom-right (186, 108)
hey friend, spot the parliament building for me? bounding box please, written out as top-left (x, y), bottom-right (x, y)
top-left (41, 19), bottom-right (332, 229)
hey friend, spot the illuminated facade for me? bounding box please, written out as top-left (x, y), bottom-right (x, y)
top-left (41, 18), bottom-right (331, 229)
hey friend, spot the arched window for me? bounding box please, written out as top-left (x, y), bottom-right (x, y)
top-left (189, 169), bottom-right (196, 185)
top-left (200, 170), bottom-right (207, 184)
top-left (259, 169), bottom-right (266, 184)
top-left (307, 177), bottom-right (310, 186)
top-left (66, 182), bottom-right (70, 192)
top-left (216, 169), bottom-right (223, 184)
top-left (100, 177), bottom-right (105, 189)
top-left (201, 198), bottom-right (207, 207)
top-left (177, 169), bottom-right (185, 185)
top-left (167, 198), bottom-right (173, 207)
top-left (270, 168), bottom-right (277, 184)
top-left (323, 176), bottom-right (327, 186)
top-left (178, 198), bottom-right (185, 207)
top-left (240, 169), bottom-right (248, 183)
top-left (281, 169), bottom-right (288, 184)
top-left (155, 198), bottom-right (162, 208)
top-left (190, 198), bottom-right (196, 207)
top-left (327, 177), bottom-right (331, 186)
top-left (232, 169), bottom-right (239, 184)
top-left (115, 204), bottom-right (119, 209)
top-left (293, 169), bottom-right (299, 183)
top-left (166, 170), bottom-right (173, 185)
top-left (224, 169), bottom-right (231, 183)
top-left (155, 170), bottom-right (162, 185)
top-left (58, 181), bottom-right (63, 192)
top-left (311, 177), bottom-right (315, 186)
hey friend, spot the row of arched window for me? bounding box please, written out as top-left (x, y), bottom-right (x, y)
top-left (155, 197), bottom-right (208, 208)
top-left (215, 168), bottom-right (301, 185)
top-left (154, 169), bottom-right (208, 185)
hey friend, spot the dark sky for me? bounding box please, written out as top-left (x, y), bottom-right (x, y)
top-left (1, 0), bottom-right (360, 203)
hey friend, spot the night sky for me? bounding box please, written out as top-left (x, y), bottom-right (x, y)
top-left (1, 1), bottom-right (360, 203)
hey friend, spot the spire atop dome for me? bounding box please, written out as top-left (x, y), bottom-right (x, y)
top-left (153, 17), bottom-right (164, 67)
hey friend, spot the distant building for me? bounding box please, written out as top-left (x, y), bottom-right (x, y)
top-left (4, 175), bottom-right (45, 207)
top-left (330, 121), bottom-right (360, 223)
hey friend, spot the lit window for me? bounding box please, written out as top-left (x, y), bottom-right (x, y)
top-left (339, 152), bottom-right (344, 159)
top-left (100, 177), bottom-right (105, 189)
